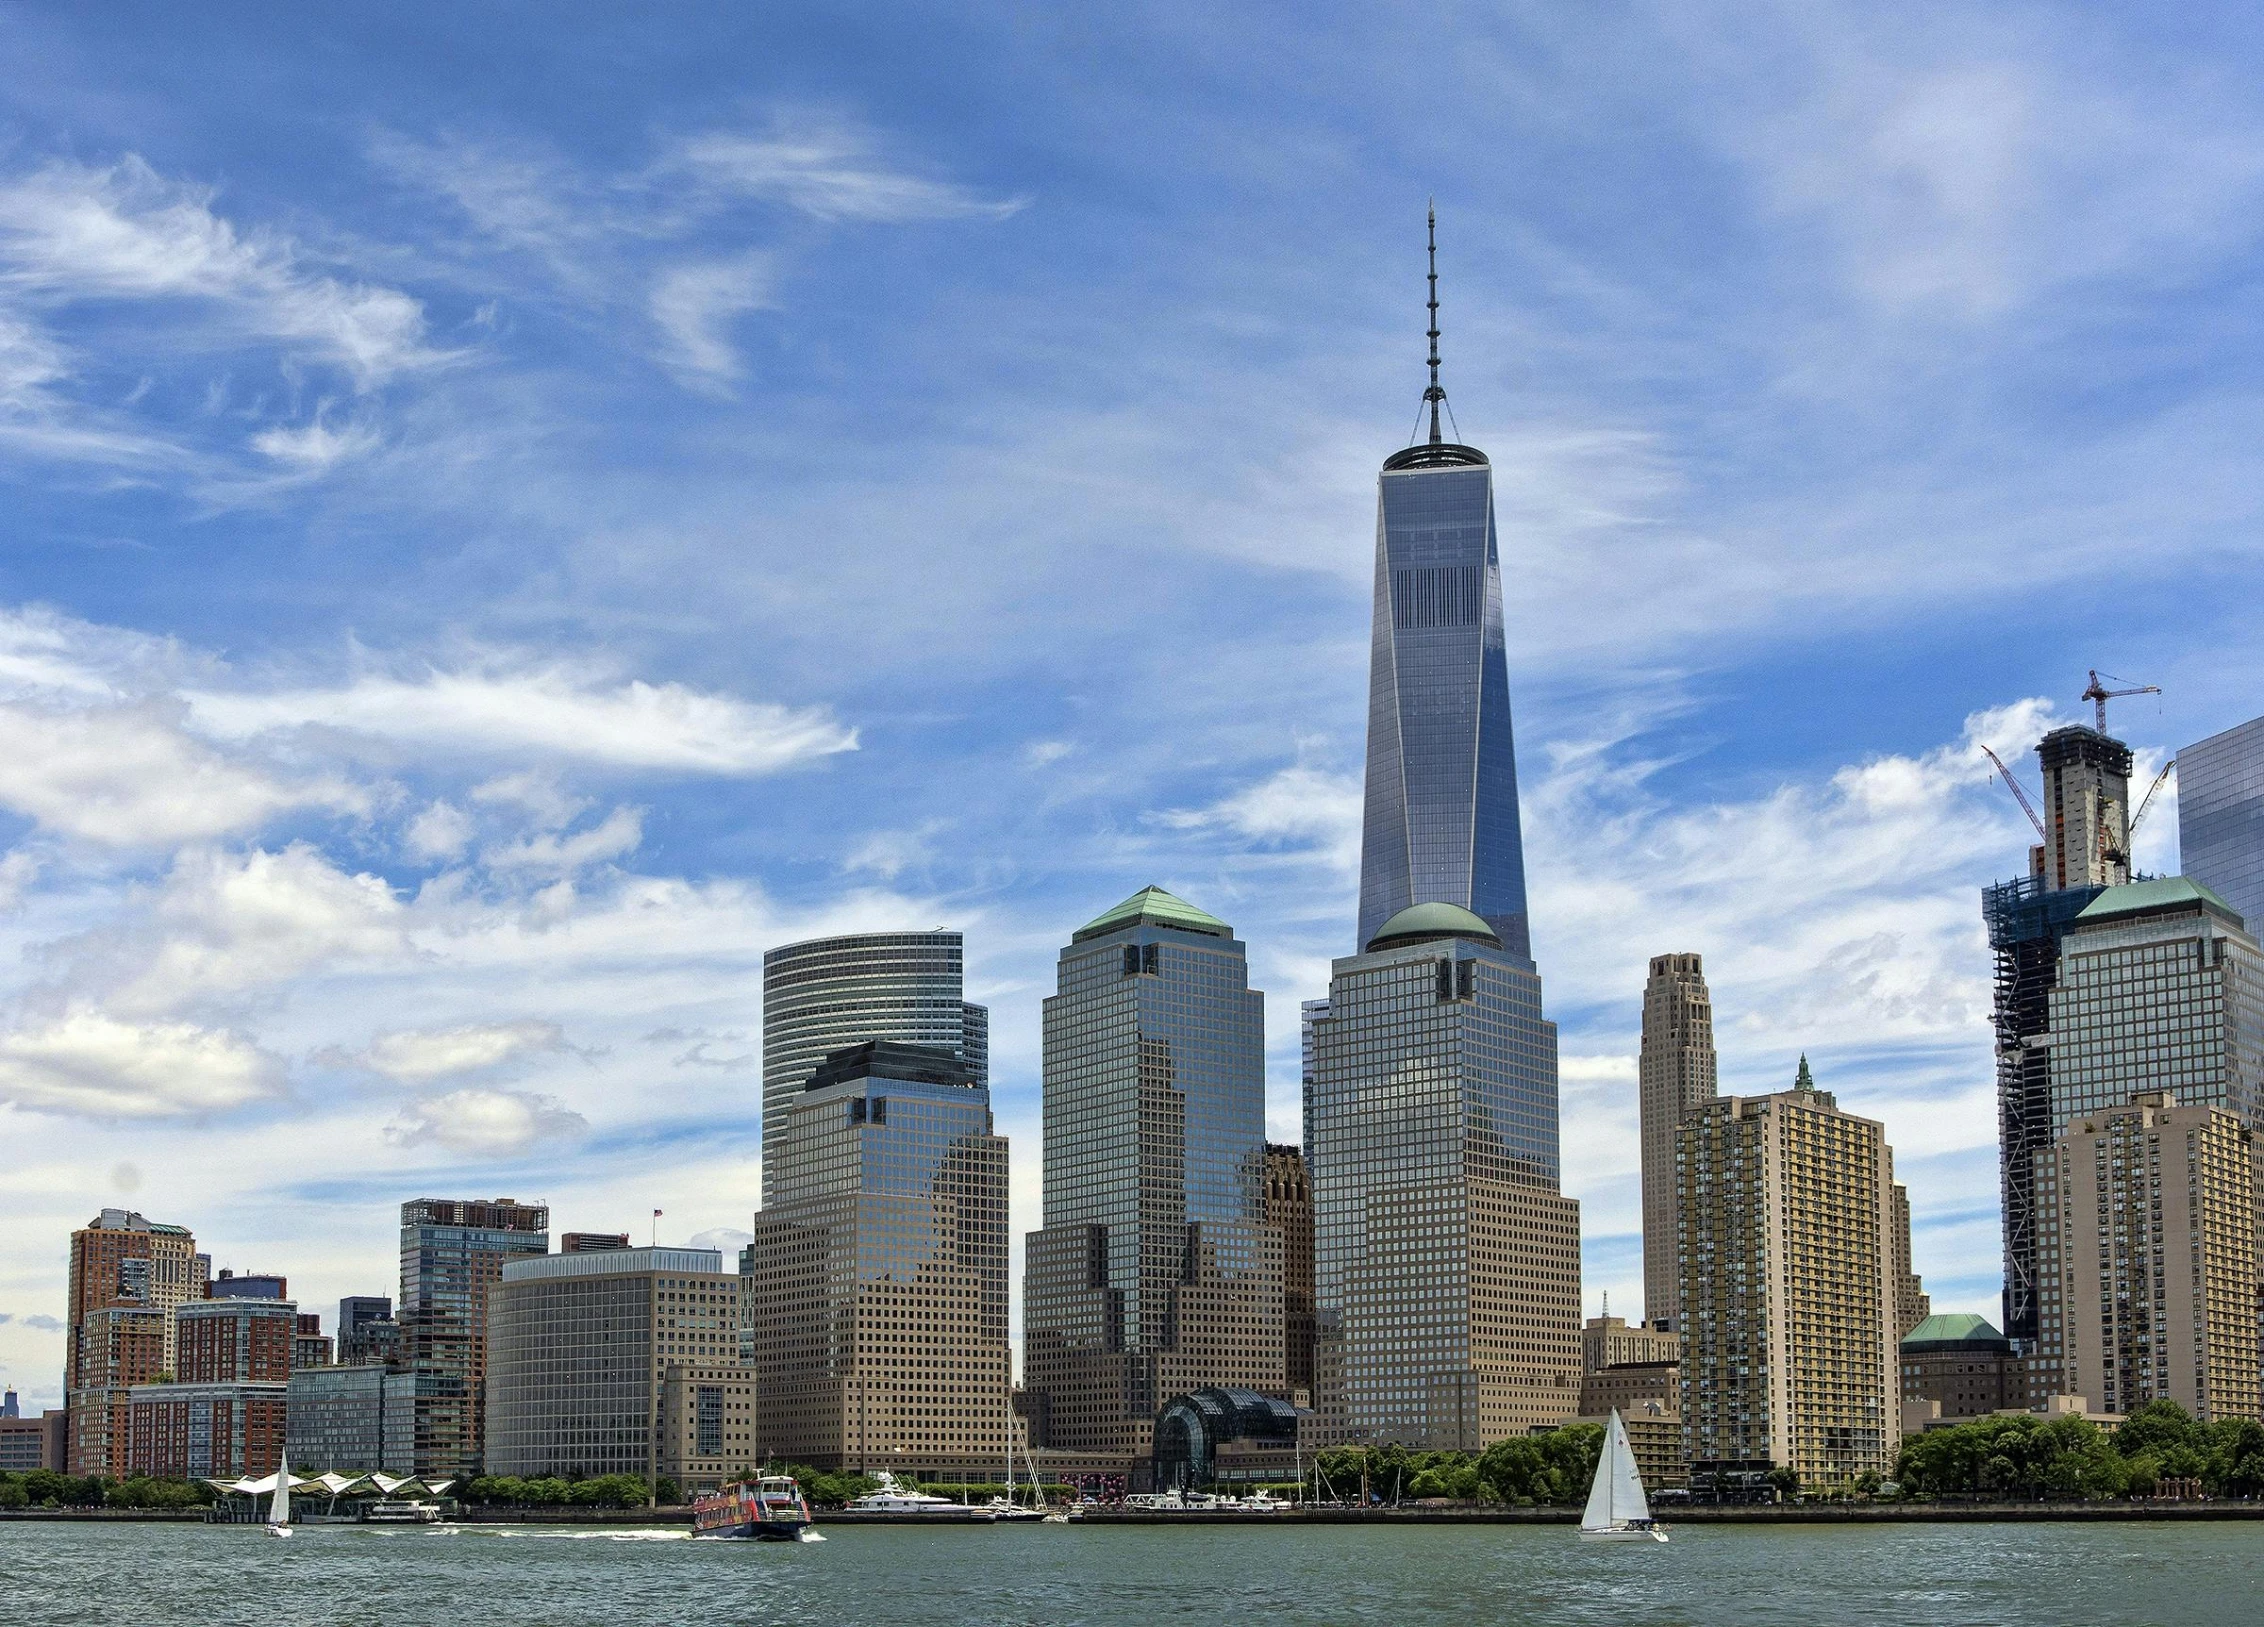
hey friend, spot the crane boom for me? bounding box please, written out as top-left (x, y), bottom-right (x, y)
top-left (2082, 668), bottom-right (2160, 734)
top-left (1980, 745), bottom-right (2047, 841)
top-left (2130, 758), bottom-right (2176, 838)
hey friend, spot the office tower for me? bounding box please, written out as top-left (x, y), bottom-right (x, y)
top-left (761, 930), bottom-right (989, 1208)
top-left (1264, 1143), bottom-right (1317, 1401)
top-left (2043, 1093), bottom-right (2263, 1421)
top-left (398, 1197), bottom-right (549, 1478)
top-left (1308, 903), bottom-right (1580, 1449)
top-left (0, 1389), bottom-right (14, 1417)
top-left (1022, 889), bottom-right (1283, 1458)
top-left (336, 1295), bottom-right (396, 1366)
top-left (1889, 1184), bottom-right (1931, 1338)
top-left (1638, 953), bottom-right (1716, 1329)
top-left (287, 1363), bottom-right (423, 1473)
top-left (1898, 1314), bottom-right (2015, 1422)
top-left (1355, 215), bottom-right (1531, 959)
top-left (208, 1269), bottom-right (287, 1300)
top-left (488, 1245), bottom-right (752, 1494)
top-left (1987, 722), bottom-right (2134, 1350)
top-left (63, 1208), bottom-right (204, 1476)
top-left (124, 1298), bottom-right (295, 1479)
top-left (2180, 714), bottom-right (2264, 932)
top-left (1677, 1068), bottom-right (1899, 1492)
top-left (2049, 879), bottom-right (2264, 1135)
top-left (747, 1042), bottom-right (1009, 1475)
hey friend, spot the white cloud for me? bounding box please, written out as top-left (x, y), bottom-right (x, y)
top-left (385, 1087), bottom-right (587, 1155)
top-left (674, 120), bottom-right (1027, 224)
top-left (1158, 763), bottom-right (1363, 870)
top-left (482, 807), bottom-right (643, 873)
top-left (0, 155), bottom-right (447, 385)
top-left (185, 667), bottom-right (857, 774)
top-left (326, 1019), bottom-right (570, 1084)
top-left (250, 415), bottom-right (382, 471)
top-left (649, 253), bottom-right (775, 389)
top-left (0, 1009), bottom-right (286, 1117)
top-left (843, 822), bottom-right (946, 881)
top-left (0, 698), bottom-right (359, 846)
top-left (404, 800), bottom-right (473, 861)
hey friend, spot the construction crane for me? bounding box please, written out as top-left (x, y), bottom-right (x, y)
top-left (2129, 757), bottom-right (2176, 841)
top-left (1980, 744), bottom-right (2046, 842)
top-left (2082, 668), bottom-right (2160, 734)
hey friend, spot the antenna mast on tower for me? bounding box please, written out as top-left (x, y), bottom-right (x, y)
top-left (1424, 203), bottom-right (1446, 446)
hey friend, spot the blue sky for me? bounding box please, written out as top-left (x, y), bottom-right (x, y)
top-left (3, 2), bottom-right (2261, 1407)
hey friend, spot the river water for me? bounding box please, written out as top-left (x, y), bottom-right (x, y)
top-left (5, 1518), bottom-right (2257, 1625)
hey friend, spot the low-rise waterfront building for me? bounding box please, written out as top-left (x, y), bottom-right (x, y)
top-left (1677, 1063), bottom-right (1900, 1492)
top-left (487, 1245), bottom-right (745, 1486)
top-left (0, 1408), bottom-right (66, 1472)
top-left (1152, 1386), bottom-right (1304, 1492)
top-left (659, 1363), bottom-right (760, 1493)
top-left (1898, 1314), bottom-right (2015, 1420)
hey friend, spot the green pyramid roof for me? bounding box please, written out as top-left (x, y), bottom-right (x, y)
top-left (1900, 1312), bottom-right (2009, 1352)
top-left (2075, 876), bottom-right (2244, 930)
top-left (1072, 886), bottom-right (1232, 944)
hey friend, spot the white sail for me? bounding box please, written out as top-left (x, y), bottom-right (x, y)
top-left (1582, 1409), bottom-right (1651, 1531)
top-left (1580, 1417), bottom-right (1617, 1529)
top-left (1607, 1411), bottom-right (1650, 1523)
top-left (270, 1447), bottom-right (292, 1526)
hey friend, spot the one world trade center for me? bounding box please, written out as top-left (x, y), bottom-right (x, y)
top-left (1356, 212), bottom-right (1533, 959)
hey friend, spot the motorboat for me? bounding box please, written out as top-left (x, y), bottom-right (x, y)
top-left (1579, 1409), bottom-right (1668, 1542)
top-left (365, 1499), bottom-right (446, 1524)
top-left (842, 1472), bottom-right (999, 1521)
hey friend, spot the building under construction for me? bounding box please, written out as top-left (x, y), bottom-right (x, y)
top-left (1984, 723), bottom-right (2133, 1353)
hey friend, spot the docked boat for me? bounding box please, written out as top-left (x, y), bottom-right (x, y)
top-left (1579, 1410), bottom-right (1668, 1542)
top-left (364, 1499), bottom-right (446, 1525)
top-left (840, 1472), bottom-right (998, 1521)
top-left (693, 1475), bottom-right (817, 1541)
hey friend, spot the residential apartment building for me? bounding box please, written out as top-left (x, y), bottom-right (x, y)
top-left (124, 1298), bottom-right (297, 1480)
top-left (1890, 1185), bottom-right (1932, 1338)
top-left (63, 1208), bottom-right (204, 1476)
top-left (750, 1041), bottom-right (1011, 1477)
top-left (1638, 953), bottom-right (1716, 1331)
top-left (399, 1196), bottom-right (549, 1477)
top-left (1023, 891), bottom-right (1284, 1459)
top-left (1677, 1066), bottom-right (1900, 1491)
top-left (2043, 1093), bottom-right (2263, 1422)
top-left (286, 1363), bottom-right (422, 1474)
top-left (1309, 902), bottom-right (1581, 1449)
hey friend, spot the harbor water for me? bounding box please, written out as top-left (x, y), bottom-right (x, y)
top-left (6, 1517), bottom-right (2260, 1626)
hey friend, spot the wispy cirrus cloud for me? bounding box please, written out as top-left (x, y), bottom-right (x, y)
top-left (649, 252), bottom-right (776, 389)
top-left (671, 120), bottom-right (1028, 223)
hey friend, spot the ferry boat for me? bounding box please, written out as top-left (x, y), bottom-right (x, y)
top-left (365, 1499), bottom-right (446, 1525)
top-left (693, 1475), bottom-right (817, 1541)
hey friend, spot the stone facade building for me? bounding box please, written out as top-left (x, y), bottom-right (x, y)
top-left (1638, 953), bottom-right (1716, 1331)
top-left (1898, 1313), bottom-right (2016, 1420)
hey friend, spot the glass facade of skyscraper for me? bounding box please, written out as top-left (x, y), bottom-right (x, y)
top-left (1023, 888), bottom-right (1284, 1457)
top-left (397, 1197), bottom-right (548, 1478)
top-left (760, 931), bottom-right (988, 1208)
top-left (745, 1041), bottom-right (1010, 1476)
top-left (1357, 449), bottom-right (1531, 958)
top-left (2179, 714), bottom-right (2264, 935)
top-left (1308, 905), bottom-right (1578, 1449)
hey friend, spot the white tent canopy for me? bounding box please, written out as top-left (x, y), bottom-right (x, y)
top-left (208, 1471), bottom-right (454, 1498)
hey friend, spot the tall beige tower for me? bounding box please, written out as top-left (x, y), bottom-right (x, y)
top-left (1639, 953), bottom-right (1716, 1330)
top-left (2043, 1093), bottom-right (2262, 1422)
top-left (1677, 1065), bottom-right (1900, 1492)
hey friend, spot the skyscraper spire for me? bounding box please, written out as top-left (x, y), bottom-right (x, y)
top-left (1424, 202), bottom-right (1445, 446)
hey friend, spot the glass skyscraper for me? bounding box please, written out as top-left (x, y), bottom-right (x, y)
top-left (397, 1196), bottom-right (548, 1478)
top-left (1307, 903), bottom-right (1580, 1449)
top-left (1022, 887), bottom-right (1284, 1457)
top-left (1355, 431), bottom-right (1530, 956)
top-left (760, 931), bottom-right (988, 1208)
top-left (2179, 713), bottom-right (2264, 934)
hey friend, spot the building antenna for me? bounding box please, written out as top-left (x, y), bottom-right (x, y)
top-left (1424, 201), bottom-right (1446, 447)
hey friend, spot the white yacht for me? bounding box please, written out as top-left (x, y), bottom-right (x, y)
top-left (266, 1448), bottom-right (294, 1538)
top-left (1579, 1410), bottom-right (1668, 1542)
top-left (843, 1472), bottom-right (999, 1521)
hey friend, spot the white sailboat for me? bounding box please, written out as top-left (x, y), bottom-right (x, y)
top-left (266, 1447), bottom-right (294, 1538)
top-left (1579, 1410), bottom-right (1666, 1542)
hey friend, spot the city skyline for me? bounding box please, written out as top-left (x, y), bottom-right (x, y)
top-left (5, 4), bottom-right (2259, 1416)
